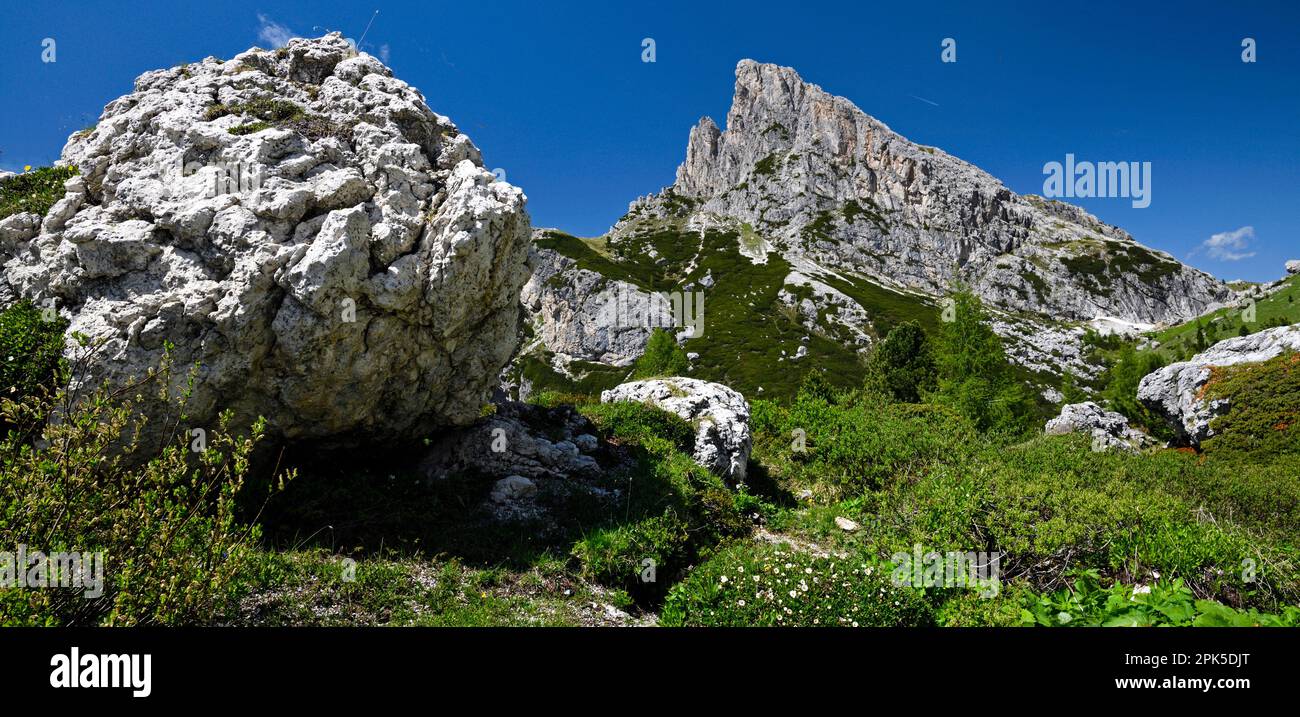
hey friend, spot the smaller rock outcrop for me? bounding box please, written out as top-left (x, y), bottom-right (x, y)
top-left (1137, 324), bottom-right (1300, 445)
top-left (1286, 259), bottom-right (1300, 275)
top-left (1044, 401), bottom-right (1154, 453)
top-left (601, 377), bottom-right (751, 482)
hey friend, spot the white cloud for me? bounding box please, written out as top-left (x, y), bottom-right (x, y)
top-left (1201, 226), bottom-right (1256, 261)
top-left (379, 44), bottom-right (391, 64)
top-left (256, 13), bottom-right (297, 49)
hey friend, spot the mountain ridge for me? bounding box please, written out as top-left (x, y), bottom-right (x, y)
top-left (517, 59), bottom-right (1237, 400)
top-left (630, 59), bottom-right (1229, 325)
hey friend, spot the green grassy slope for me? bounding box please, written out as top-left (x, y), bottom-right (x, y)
top-left (533, 221), bottom-right (880, 399)
top-left (1145, 274), bottom-right (1300, 360)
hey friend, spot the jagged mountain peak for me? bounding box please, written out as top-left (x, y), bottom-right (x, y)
top-left (629, 59), bottom-right (1229, 326)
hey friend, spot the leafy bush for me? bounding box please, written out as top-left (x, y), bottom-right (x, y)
top-left (862, 320), bottom-right (936, 403)
top-left (572, 401), bottom-right (746, 604)
top-left (0, 165), bottom-right (79, 221)
top-left (1101, 344), bottom-right (1171, 440)
top-left (751, 379), bottom-right (978, 497)
top-left (0, 300), bottom-right (68, 408)
top-left (874, 434), bottom-right (1299, 607)
top-left (0, 353), bottom-right (284, 625)
top-left (662, 541), bottom-right (934, 626)
top-left (630, 328), bottom-right (689, 380)
top-left (1021, 570), bottom-right (1299, 627)
top-left (571, 512), bottom-right (692, 602)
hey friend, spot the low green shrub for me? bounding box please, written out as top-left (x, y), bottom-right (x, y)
top-left (0, 354), bottom-right (285, 625)
top-left (572, 401), bottom-right (747, 604)
top-left (661, 540), bottom-right (934, 626)
top-left (0, 300), bottom-right (68, 409)
top-left (1201, 351), bottom-right (1300, 458)
top-left (580, 399), bottom-right (695, 454)
top-left (872, 435), bottom-right (1298, 607)
top-left (751, 379), bottom-right (978, 497)
top-left (571, 512), bottom-right (692, 602)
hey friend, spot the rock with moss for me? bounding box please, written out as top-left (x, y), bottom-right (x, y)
top-left (1137, 324), bottom-right (1300, 445)
top-left (601, 377), bottom-right (751, 482)
top-left (1, 34), bottom-right (531, 454)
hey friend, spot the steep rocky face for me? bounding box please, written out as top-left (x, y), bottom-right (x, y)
top-left (634, 60), bottom-right (1228, 325)
top-left (1137, 324), bottom-right (1300, 445)
top-left (521, 234), bottom-right (672, 367)
top-left (2, 34), bottom-right (531, 450)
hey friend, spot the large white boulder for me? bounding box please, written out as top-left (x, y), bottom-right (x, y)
top-left (601, 377), bottom-right (751, 482)
top-left (1137, 324), bottom-right (1300, 445)
top-left (1044, 401), bottom-right (1154, 453)
top-left (1, 34), bottom-right (531, 451)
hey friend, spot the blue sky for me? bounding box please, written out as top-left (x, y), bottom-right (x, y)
top-left (2, 0), bottom-right (1297, 282)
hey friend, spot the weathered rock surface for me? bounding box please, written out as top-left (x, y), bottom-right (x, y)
top-left (1137, 324), bottom-right (1300, 445)
top-left (0, 212), bottom-right (42, 249)
top-left (1287, 260), bottom-right (1300, 275)
top-left (2, 34), bottom-right (531, 450)
top-left (1045, 401), bottom-right (1155, 453)
top-left (601, 377), bottom-right (751, 482)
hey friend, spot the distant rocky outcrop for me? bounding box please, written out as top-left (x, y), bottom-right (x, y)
top-left (2, 34), bottom-right (531, 451)
top-left (1137, 324), bottom-right (1300, 445)
top-left (1045, 401), bottom-right (1155, 453)
top-left (601, 377), bottom-right (751, 482)
top-left (1286, 260), bottom-right (1300, 275)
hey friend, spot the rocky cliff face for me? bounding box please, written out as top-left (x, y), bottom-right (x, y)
top-left (629, 60), bottom-right (1227, 324)
top-left (521, 232), bottom-right (672, 367)
top-left (2, 34), bottom-right (532, 450)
